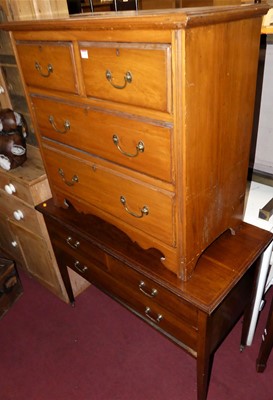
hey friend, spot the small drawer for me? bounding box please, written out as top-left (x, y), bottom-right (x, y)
top-left (46, 217), bottom-right (108, 273)
top-left (79, 42), bottom-right (172, 113)
top-left (109, 257), bottom-right (198, 328)
top-left (42, 145), bottom-right (175, 246)
top-left (0, 175), bottom-right (34, 205)
top-left (32, 96), bottom-right (173, 182)
top-left (0, 190), bottom-right (42, 236)
top-left (15, 41), bottom-right (79, 94)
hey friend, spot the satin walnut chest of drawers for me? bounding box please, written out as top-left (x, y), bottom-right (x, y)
top-left (2, 3), bottom-right (268, 280)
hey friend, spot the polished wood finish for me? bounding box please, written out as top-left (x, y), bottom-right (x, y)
top-left (37, 198), bottom-right (273, 400)
top-left (1, 4), bottom-right (268, 280)
top-left (0, 145), bottom-right (89, 302)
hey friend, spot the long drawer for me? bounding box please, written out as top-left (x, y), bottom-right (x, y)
top-left (79, 42), bottom-right (172, 112)
top-left (42, 144), bottom-right (175, 246)
top-left (53, 243), bottom-right (197, 351)
top-left (108, 257), bottom-right (198, 328)
top-left (31, 96), bottom-right (173, 183)
top-left (44, 208), bottom-right (198, 349)
top-left (15, 41), bottom-right (79, 94)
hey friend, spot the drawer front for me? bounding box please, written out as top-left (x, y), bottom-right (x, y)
top-left (32, 96), bottom-right (173, 182)
top-left (79, 42), bottom-right (172, 112)
top-left (109, 257), bottom-right (198, 328)
top-left (55, 247), bottom-right (197, 350)
top-left (0, 190), bottom-right (42, 236)
top-left (0, 175), bottom-right (33, 205)
top-left (42, 145), bottom-right (175, 246)
top-left (46, 217), bottom-right (108, 272)
top-left (0, 211), bottom-right (25, 263)
top-left (15, 41), bottom-right (79, 94)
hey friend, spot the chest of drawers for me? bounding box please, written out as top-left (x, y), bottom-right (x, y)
top-left (0, 145), bottom-right (89, 302)
top-left (1, 4), bottom-right (268, 280)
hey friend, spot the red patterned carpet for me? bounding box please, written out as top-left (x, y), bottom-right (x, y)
top-left (1, 270), bottom-right (273, 400)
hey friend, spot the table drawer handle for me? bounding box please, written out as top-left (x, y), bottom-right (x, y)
top-left (106, 69), bottom-right (132, 89)
top-left (74, 260), bottom-right (87, 273)
top-left (49, 115), bottom-right (70, 134)
top-left (139, 281), bottom-right (158, 298)
top-left (66, 236), bottom-right (80, 249)
top-left (112, 134), bottom-right (144, 158)
top-left (35, 61), bottom-right (53, 77)
top-left (145, 307), bottom-right (163, 324)
top-left (120, 196), bottom-right (149, 218)
top-left (58, 168), bottom-right (79, 186)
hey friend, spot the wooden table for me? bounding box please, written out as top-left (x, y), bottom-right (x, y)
top-left (37, 199), bottom-right (273, 400)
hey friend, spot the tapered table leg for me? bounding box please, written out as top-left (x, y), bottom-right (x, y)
top-left (196, 312), bottom-right (214, 400)
top-left (256, 293), bottom-right (273, 372)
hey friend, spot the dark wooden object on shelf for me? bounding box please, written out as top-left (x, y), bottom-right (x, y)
top-left (0, 257), bottom-right (23, 319)
top-left (37, 199), bottom-right (273, 400)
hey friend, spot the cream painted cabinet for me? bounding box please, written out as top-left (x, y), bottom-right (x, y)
top-left (0, 145), bottom-right (89, 302)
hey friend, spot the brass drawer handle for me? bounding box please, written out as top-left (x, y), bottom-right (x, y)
top-left (106, 69), bottom-right (132, 89)
top-left (66, 236), bottom-right (80, 249)
top-left (58, 168), bottom-right (79, 186)
top-left (113, 134), bottom-right (144, 158)
top-left (74, 260), bottom-right (87, 273)
top-left (35, 61), bottom-right (53, 77)
top-left (145, 307), bottom-right (163, 324)
top-left (49, 115), bottom-right (70, 134)
top-left (120, 196), bottom-right (149, 218)
top-left (139, 281), bottom-right (158, 298)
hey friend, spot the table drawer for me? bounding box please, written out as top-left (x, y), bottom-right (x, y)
top-left (0, 190), bottom-right (42, 235)
top-left (109, 257), bottom-right (198, 328)
top-left (32, 96), bottom-right (173, 183)
top-left (42, 145), bottom-right (175, 246)
top-left (123, 290), bottom-right (198, 351)
top-left (56, 247), bottom-right (197, 350)
top-left (15, 41), bottom-right (79, 94)
top-left (79, 42), bottom-right (172, 113)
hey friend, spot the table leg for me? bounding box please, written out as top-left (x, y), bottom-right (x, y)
top-left (59, 264), bottom-right (75, 305)
top-left (196, 312), bottom-right (214, 400)
top-left (241, 243), bottom-right (273, 349)
top-left (256, 293), bottom-right (273, 372)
